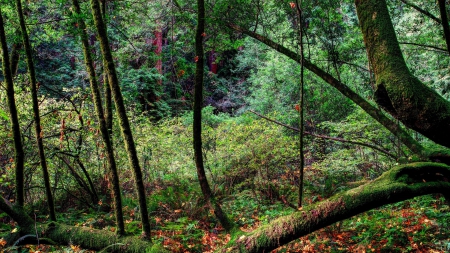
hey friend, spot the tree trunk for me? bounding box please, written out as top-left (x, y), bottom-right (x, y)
top-left (194, 0), bottom-right (234, 231)
top-left (72, 0), bottom-right (125, 235)
top-left (100, 0), bottom-right (113, 139)
top-left (0, 7), bottom-right (26, 207)
top-left (219, 162), bottom-right (450, 253)
top-left (355, 0), bottom-right (450, 148)
top-left (438, 0), bottom-right (450, 55)
top-left (89, 0), bottom-right (151, 239)
top-left (15, 0), bottom-right (56, 221)
top-left (10, 38), bottom-right (21, 77)
top-left (228, 24), bottom-right (425, 157)
top-left (294, 0), bottom-right (305, 208)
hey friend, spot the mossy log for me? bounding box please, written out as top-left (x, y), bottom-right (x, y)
top-left (218, 162), bottom-right (450, 253)
top-left (0, 199), bottom-right (167, 253)
top-left (0, 221), bottom-right (167, 253)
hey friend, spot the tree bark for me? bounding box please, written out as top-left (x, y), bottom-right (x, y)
top-left (194, 0), bottom-right (234, 232)
top-left (89, 0), bottom-right (151, 239)
top-left (15, 0), bottom-right (56, 221)
top-left (0, 7), bottom-right (26, 207)
top-left (294, 0), bottom-right (305, 208)
top-left (355, 0), bottom-right (450, 148)
top-left (72, 0), bottom-right (125, 235)
top-left (219, 162), bottom-right (450, 253)
top-left (100, 0), bottom-right (113, 139)
top-left (228, 24), bottom-right (425, 157)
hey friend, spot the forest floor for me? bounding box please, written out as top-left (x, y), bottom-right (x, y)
top-left (1, 195), bottom-right (449, 253)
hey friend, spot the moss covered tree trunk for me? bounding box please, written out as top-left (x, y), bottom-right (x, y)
top-left (89, 0), bottom-right (151, 239)
top-left (100, 0), bottom-right (113, 139)
top-left (193, 0), bottom-right (233, 231)
top-left (0, 7), bottom-right (25, 207)
top-left (355, 0), bottom-right (450, 148)
top-left (15, 0), bottom-right (56, 221)
top-left (72, 0), bottom-right (125, 235)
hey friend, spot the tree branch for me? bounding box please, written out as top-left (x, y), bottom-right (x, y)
top-left (248, 110), bottom-right (397, 158)
top-left (227, 23), bottom-right (425, 156)
top-left (399, 41), bottom-right (447, 52)
top-left (400, 0), bottom-right (441, 24)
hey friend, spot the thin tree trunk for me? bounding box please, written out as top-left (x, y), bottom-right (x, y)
top-left (194, 0), bottom-right (233, 231)
top-left (294, 0), bottom-right (305, 208)
top-left (89, 0), bottom-right (151, 239)
top-left (15, 0), bottom-right (56, 221)
top-left (58, 156), bottom-right (97, 205)
top-left (100, 0), bottom-right (113, 138)
top-left (72, 0), bottom-right (125, 235)
top-left (75, 158), bottom-right (99, 204)
top-left (10, 38), bottom-right (21, 77)
top-left (0, 7), bottom-right (26, 207)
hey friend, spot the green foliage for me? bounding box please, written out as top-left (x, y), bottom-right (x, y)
top-left (238, 38), bottom-right (355, 126)
top-left (0, 108), bottom-right (8, 120)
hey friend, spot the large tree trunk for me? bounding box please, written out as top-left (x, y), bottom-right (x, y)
top-left (72, 0), bottom-right (125, 235)
top-left (194, 0), bottom-right (234, 232)
top-left (15, 0), bottom-right (56, 221)
top-left (219, 162), bottom-right (450, 253)
top-left (0, 7), bottom-right (25, 207)
top-left (355, 0), bottom-right (450, 148)
top-left (89, 0), bottom-right (151, 239)
top-left (228, 24), bottom-right (425, 157)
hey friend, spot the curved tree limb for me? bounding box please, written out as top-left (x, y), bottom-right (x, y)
top-left (219, 162), bottom-right (450, 253)
top-left (399, 0), bottom-right (441, 24)
top-left (227, 23), bottom-right (425, 156)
